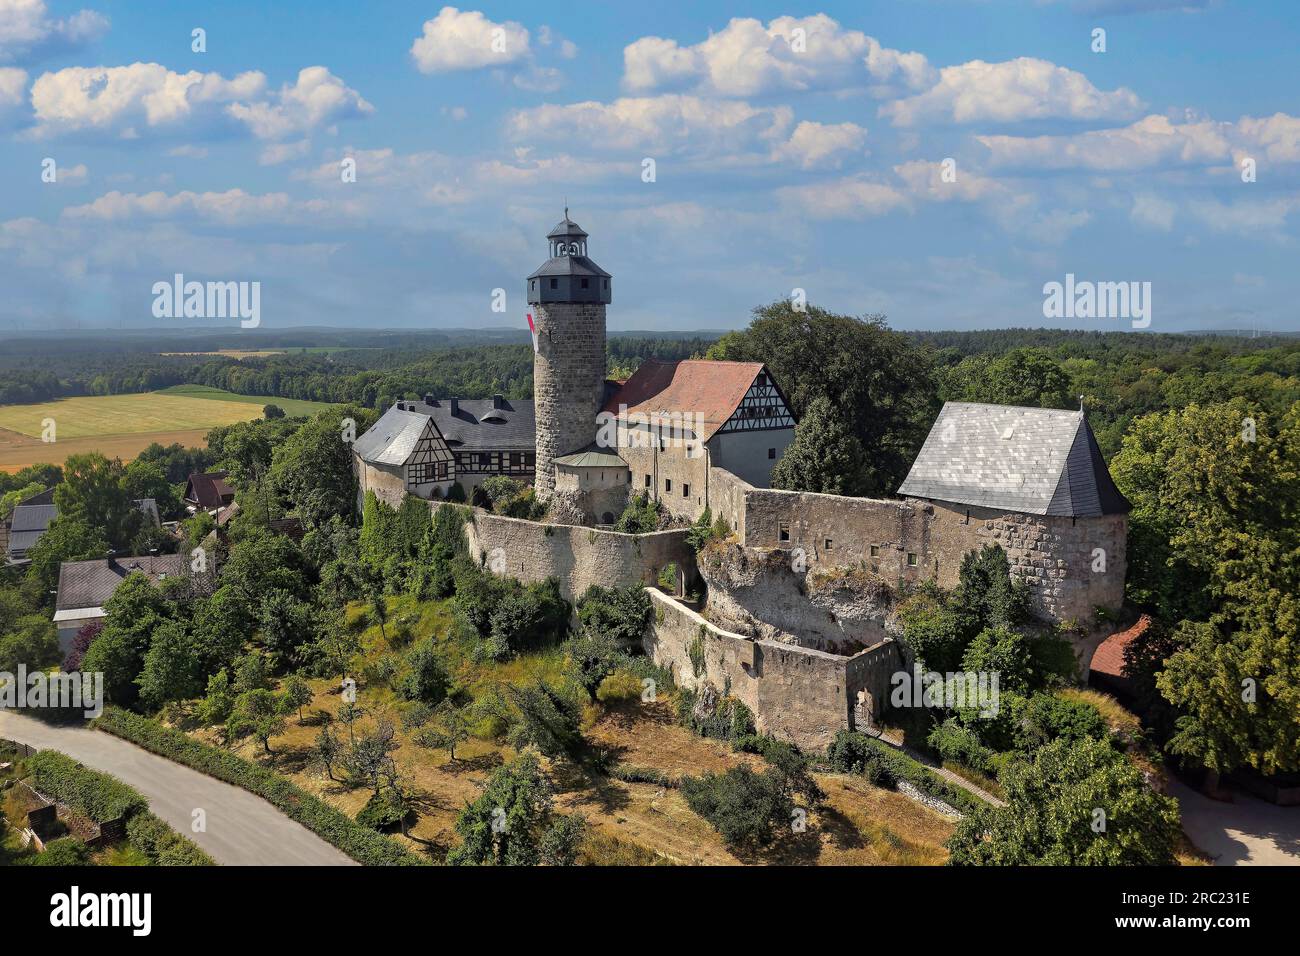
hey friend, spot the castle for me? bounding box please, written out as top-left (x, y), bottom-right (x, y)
top-left (353, 215), bottom-right (1131, 748)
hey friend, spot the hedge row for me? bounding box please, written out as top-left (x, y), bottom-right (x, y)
top-left (28, 750), bottom-right (147, 822)
top-left (26, 749), bottom-right (212, 864)
top-left (95, 707), bottom-right (426, 866)
top-left (125, 812), bottom-right (215, 866)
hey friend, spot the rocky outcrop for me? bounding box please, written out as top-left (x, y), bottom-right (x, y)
top-left (698, 542), bottom-right (894, 654)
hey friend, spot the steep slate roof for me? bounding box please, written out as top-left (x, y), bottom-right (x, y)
top-left (353, 406), bottom-right (433, 466)
top-left (604, 359), bottom-right (767, 441)
top-left (8, 498), bottom-right (159, 561)
top-left (897, 401), bottom-right (1131, 517)
top-left (7, 503), bottom-right (58, 559)
top-left (56, 553), bottom-right (189, 613)
top-left (184, 471), bottom-right (235, 510)
top-left (354, 398), bottom-right (536, 465)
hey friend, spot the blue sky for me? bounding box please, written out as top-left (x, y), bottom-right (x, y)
top-left (1, 0), bottom-right (1298, 334)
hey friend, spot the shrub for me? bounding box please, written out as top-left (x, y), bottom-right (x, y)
top-left (680, 765), bottom-right (794, 849)
top-left (125, 811), bottom-right (214, 866)
top-left (576, 585), bottom-right (651, 645)
top-left (399, 638), bottom-right (450, 705)
top-left (95, 707), bottom-right (424, 865)
top-left (826, 730), bottom-right (898, 787)
top-left (596, 670), bottom-right (644, 704)
top-left (928, 718), bottom-right (997, 775)
top-left (677, 688), bottom-right (754, 742)
top-left (28, 750), bottom-right (146, 822)
top-left (356, 792), bottom-right (410, 832)
top-left (32, 838), bottom-right (89, 866)
top-left (614, 493), bottom-right (660, 534)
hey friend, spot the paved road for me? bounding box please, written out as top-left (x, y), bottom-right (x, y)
top-left (0, 710), bottom-right (356, 866)
top-left (1170, 778), bottom-right (1300, 866)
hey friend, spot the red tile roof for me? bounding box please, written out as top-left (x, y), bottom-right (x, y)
top-left (1089, 614), bottom-right (1150, 678)
top-left (603, 359), bottom-right (766, 441)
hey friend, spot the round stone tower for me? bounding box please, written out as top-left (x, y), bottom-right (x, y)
top-left (527, 211), bottom-right (612, 498)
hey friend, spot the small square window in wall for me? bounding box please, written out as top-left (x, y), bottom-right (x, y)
top-left (869, 545), bottom-right (879, 557)
top-left (824, 538), bottom-right (833, 551)
top-left (549, 277), bottom-right (558, 289)
top-left (907, 552), bottom-right (918, 567)
top-left (779, 523), bottom-right (790, 542)
top-left (644, 474), bottom-right (651, 488)
top-left (682, 483), bottom-right (689, 497)
top-left (665, 478), bottom-right (672, 493)
top-left (768, 448), bottom-right (776, 459)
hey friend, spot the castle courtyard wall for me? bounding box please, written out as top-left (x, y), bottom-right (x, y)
top-left (644, 589), bottom-right (900, 751)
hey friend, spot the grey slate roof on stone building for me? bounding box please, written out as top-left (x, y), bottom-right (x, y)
top-left (353, 406), bottom-right (432, 466)
top-left (897, 402), bottom-right (1130, 517)
top-left (354, 397), bottom-right (536, 465)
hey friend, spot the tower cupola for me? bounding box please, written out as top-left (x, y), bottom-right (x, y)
top-left (527, 210), bottom-right (612, 305)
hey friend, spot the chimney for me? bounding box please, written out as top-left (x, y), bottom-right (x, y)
top-left (424, 394), bottom-right (435, 406)
top-left (449, 398), bottom-right (459, 415)
top-left (493, 394), bottom-right (505, 410)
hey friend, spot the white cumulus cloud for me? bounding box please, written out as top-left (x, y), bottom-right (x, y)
top-left (623, 14), bottom-right (934, 97)
top-left (28, 62), bottom-right (370, 141)
top-left (0, 0), bottom-right (107, 65)
top-left (882, 57), bottom-right (1143, 126)
top-left (410, 6), bottom-right (530, 73)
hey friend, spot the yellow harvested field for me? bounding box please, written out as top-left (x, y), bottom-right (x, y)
top-left (0, 427), bottom-right (214, 473)
top-left (0, 392), bottom-right (270, 441)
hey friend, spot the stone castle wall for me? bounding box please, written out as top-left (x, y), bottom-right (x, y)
top-left (533, 302), bottom-right (607, 498)
top-left (437, 502), bottom-right (694, 603)
top-left (355, 455), bottom-right (407, 510)
top-left (730, 484), bottom-right (1125, 627)
top-left (644, 589), bottom-right (900, 751)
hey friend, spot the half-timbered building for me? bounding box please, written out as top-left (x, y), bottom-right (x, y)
top-left (353, 394), bottom-right (535, 508)
top-left (600, 359), bottom-right (797, 520)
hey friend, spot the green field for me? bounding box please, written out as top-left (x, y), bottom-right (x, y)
top-left (154, 385), bottom-right (334, 418)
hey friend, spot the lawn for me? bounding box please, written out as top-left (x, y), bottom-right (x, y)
top-left (153, 384), bottom-right (334, 418)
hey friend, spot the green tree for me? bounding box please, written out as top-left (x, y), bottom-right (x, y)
top-left (281, 674), bottom-right (314, 723)
top-left (136, 619), bottom-right (204, 710)
top-left (123, 459), bottom-right (183, 521)
top-left (943, 348), bottom-right (1072, 409)
top-left (771, 395), bottom-right (869, 495)
top-left (53, 452), bottom-right (141, 549)
top-left (946, 738), bottom-right (1180, 866)
top-left (708, 302), bottom-right (936, 496)
top-left (447, 755), bottom-right (554, 866)
top-left (227, 688), bottom-right (286, 755)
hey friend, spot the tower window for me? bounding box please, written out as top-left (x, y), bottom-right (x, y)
top-left (768, 448), bottom-right (776, 459)
top-left (581, 278), bottom-right (589, 289)
top-left (682, 483), bottom-right (689, 498)
top-left (869, 545), bottom-right (880, 557)
top-left (549, 277), bottom-right (558, 290)
top-left (824, 538), bottom-right (834, 551)
top-left (644, 474), bottom-right (651, 488)
top-left (603, 279), bottom-right (609, 289)
top-left (664, 478), bottom-right (672, 493)
top-left (779, 523), bottom-right (790, 542)
top-left (907, 552), bottom-right (918, 567)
